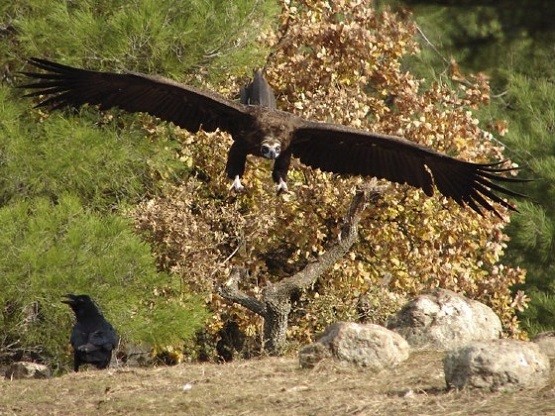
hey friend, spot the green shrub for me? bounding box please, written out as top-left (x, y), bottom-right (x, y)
top-left (0, 195), bottom-right (207, 371)
top-left (0, 85), bottom-right (185, 210)
top-left (519, 290), bottom-right (555, 336)
top-left (4, 0), bottom-right (278, 80)
top-left (0, 0), bottom-right (278, 367)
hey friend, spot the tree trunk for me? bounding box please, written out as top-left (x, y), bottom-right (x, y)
top-left (262, 285), bottom-right (292, 354)
top-left (217, 180), bottom-right (384, 355)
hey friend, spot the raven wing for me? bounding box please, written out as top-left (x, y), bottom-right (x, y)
top-left (69, 323), bottom-right (89, 349)
top-left (290, 120), bottom-right (526, 217)
top-left (88, 325), bottom-right (118, 351)
top-left (20, 58), bottom-right (253, 136)
top-left (70, 323), bottom-right (117, 350)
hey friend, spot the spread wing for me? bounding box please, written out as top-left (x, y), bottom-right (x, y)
top-left (291, 121), bottom-right (526, 217)
top-left (20, 58), bottom-right (254, 136)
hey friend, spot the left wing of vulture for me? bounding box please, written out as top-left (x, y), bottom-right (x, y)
top-left (291, 120), bottom-right (526, 217)
top-left (19, 58), bottom-right (253, 136)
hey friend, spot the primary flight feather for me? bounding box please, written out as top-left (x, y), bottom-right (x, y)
top-left (20, 58), bottom-right (525, 217)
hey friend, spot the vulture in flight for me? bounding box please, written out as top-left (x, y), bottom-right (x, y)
top-left (21, 58), bottom-right (524, 217)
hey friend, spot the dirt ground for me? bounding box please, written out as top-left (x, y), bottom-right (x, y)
top-left (1, 351), bottom-right (555, 416)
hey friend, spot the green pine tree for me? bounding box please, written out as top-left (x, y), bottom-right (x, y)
top-left (0, 0), bottom-right (279, 369)
top-left (387, 1), bottom-right (555, 334)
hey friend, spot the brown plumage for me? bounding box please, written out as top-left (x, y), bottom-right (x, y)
top-left (20, 58), bottom-right (525, 217)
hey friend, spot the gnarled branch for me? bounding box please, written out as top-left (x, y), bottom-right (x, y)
top-left (217, 179), bottom-right (385, 354)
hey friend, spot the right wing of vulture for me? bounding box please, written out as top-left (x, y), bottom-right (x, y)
top-left (20, 58), bottom-right (253, 136)
top-left (291, 121), bottom-right (526, 217)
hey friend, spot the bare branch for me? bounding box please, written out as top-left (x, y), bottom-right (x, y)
top-left (215, 180), bottom-right (385, 354)
top-left (280, 179), bottom-right (385, 295)
top-left (217, 266), bottom-right (266, 316)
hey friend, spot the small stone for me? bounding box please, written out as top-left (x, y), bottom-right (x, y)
top-left (300, 322), bottom-right (409, 370)
top-left (299, 342), bottom-right (332, 368)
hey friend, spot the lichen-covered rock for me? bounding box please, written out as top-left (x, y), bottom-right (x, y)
top-left (532, 331), bottom-right (555, 359)
top-left (300, 322), bottom-right (409, 370)
top-left (299, 342), bottom-right (332, 368)
top-left (5, 362), bottom-right (51, 380)
top-left (444, 339), bottom-right (550, 391)
top-left (387, 289), bottom-right (501, 350)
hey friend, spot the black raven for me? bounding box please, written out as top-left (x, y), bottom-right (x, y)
top-left (62, 294), bottom-right (118, 372)
top-left (21, 58), bottom-right (526, 217)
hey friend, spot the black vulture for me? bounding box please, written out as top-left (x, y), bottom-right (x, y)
top-left (21, 58), bottom-right (525, 217)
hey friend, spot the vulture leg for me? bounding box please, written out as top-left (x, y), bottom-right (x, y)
top-left (272, 151), bottom-right (292, 193)
top-left (231, 175), bottom-right (244, 191)
top-left (226, 141), bottom-right (248, 191)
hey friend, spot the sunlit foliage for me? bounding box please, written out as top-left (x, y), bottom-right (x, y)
top-left (133, 0), bottom-right (527, 358)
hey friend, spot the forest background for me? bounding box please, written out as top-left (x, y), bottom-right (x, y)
top-left (0, 0), bottom-right (551, 373)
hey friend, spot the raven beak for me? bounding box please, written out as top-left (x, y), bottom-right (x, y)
top-left (62, 294), bottom-right (76, 304)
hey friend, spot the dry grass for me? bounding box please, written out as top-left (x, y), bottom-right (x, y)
top-left (1, 351), bottom-right (555, 415)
